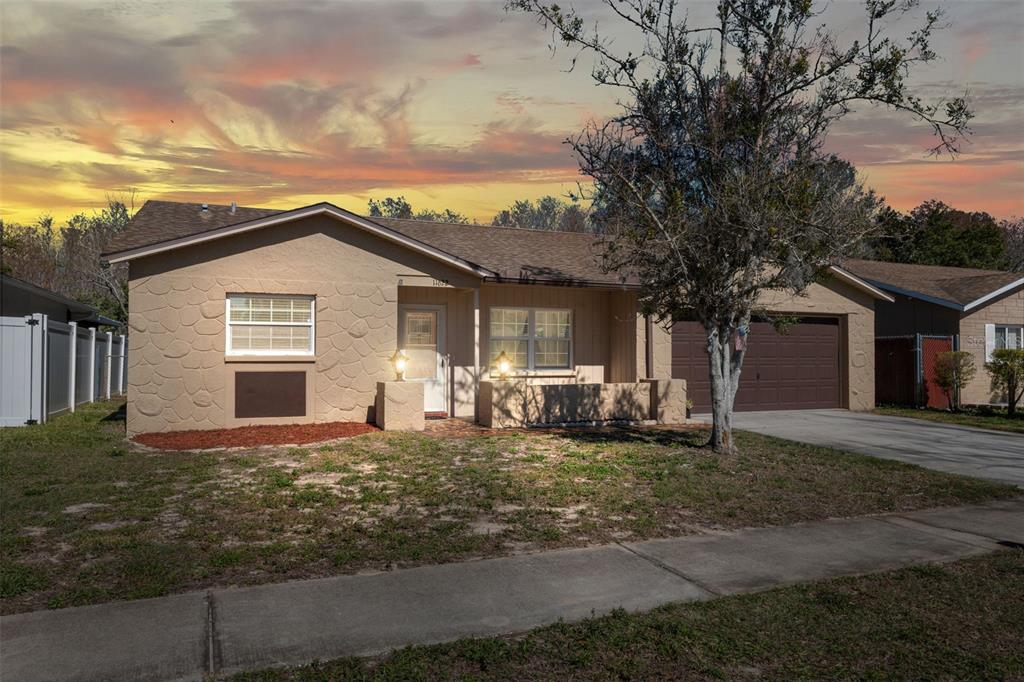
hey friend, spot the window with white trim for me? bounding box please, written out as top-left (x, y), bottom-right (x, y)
top-left (226, 295), bottom-right (315, 356)
top-left (489, 307), bottom-right (572, 371)
top-left (995, 325), bottom-right (1024, 351)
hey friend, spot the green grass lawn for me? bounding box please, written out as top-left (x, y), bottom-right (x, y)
top-left (874, 405), bottom-right (1024, 434)
top-left (232, 549), bottom-right (1024, 681)
top-left (1, 401), bottom-right (1016, 614)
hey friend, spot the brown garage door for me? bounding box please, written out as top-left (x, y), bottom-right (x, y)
top-left (672, 318), bottom-right (841, 411)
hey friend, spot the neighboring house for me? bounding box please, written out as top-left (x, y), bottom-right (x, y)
top-left (103, 200), bottom-right (891, 435)
top-left (1, 273), bottom-right (122, 328)
top-left (845, 259), bottom-right (1024, 406)
top-left (1, 273), bottom-right (127, 427)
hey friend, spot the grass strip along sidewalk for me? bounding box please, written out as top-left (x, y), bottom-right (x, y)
top-left (234, 550), bottom-right (1024, 681)
top-left (874, 405), bottom-right (1024, 435)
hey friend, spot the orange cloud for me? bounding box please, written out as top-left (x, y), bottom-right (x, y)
top-left (1, 0), bottom-right (1021, 227)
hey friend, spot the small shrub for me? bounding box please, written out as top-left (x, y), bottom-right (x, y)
top-left (986, 349), bottom-right (1024, 416)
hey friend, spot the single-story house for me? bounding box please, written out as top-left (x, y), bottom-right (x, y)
top-left (845, 259), bottom-right (1024, 406)
top-left (103, 200), bottom-right (891, 435)
top-left (1, 273), bottom-right (122, 328)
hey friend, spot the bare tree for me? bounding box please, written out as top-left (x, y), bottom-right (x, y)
top-left (1, 192), bottom-right (135, 322)
top-left (510, 0), bottom-right (971, 452)
top-left (1003, 217), bottom-right (1024, 272)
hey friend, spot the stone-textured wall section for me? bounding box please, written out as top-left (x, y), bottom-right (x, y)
top-left (374, 381), bottom-right (425, 431)
top-left (126, 215), bottom-right (476, 435)
top-left (643, 378), bottom-right (688, 424)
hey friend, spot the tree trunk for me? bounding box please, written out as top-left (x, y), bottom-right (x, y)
top-left (706, 322), bottom-right (746, 454)
top-left (1009, 376), bottom-right (1019, 417)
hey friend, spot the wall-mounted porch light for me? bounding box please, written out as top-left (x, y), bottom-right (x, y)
top-left (495, 350), bottom-right (512, 379)
top-left (390, 349), bottom-right (409, 381)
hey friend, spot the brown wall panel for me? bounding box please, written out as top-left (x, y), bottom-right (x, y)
top-left (235, 371), bottom-right (306, 418)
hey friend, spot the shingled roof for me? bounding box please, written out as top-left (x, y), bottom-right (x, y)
top-left (844, 259), bottom-right (1024, 310)
top-left (369, 217), bottom-right (616, 285)
top-left (105, 200), bottom-right (283, 253)
top-left (105, 200), bottom-right (899, 296)
top-left (104, 200), bottom-right (627, 286)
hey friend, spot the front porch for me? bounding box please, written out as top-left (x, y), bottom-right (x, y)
top-left (387, 281), bottom-right (683, 429)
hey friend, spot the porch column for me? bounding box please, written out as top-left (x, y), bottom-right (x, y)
top-left (473, 287), bottom-right (480, 421)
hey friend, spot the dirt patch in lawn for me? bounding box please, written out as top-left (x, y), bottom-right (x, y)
top-left (133, 422), bottom-right (380, 450)
top-left (3, 400), bottom-right (1019, 615)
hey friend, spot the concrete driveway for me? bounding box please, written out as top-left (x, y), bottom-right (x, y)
top-left (708, 410), bottom-right (1024, 486)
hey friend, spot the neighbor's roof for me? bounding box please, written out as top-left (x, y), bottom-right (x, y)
top-left (0, 273), bottom-right (124, 327)
top-left (103, 200), bottom-right (889, 297)
top-left (845, 259), bottom-right (1024, 311)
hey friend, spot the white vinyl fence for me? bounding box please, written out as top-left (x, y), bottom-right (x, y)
top-left (0, 313), bottom-right (126, 427)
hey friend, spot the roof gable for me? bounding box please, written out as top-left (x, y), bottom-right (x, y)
top-left (104, 200), bottom-right (626, 286)
top-left (105, 202), bottom-right (495, 278)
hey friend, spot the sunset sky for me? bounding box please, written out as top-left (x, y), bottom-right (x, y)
top-left (1, 0), bottom-right (1022, 225)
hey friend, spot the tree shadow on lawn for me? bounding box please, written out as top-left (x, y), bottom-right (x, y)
top-left (550, 425), bottom-right (708, 449)
top-left (100, 403), bottom-right (126, 423)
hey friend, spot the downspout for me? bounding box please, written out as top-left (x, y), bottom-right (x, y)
top-left (645, 315), bottom-right (655, 379)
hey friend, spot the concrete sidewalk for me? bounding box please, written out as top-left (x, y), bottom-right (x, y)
top-left (3, 498), bottom-right (1022, 682)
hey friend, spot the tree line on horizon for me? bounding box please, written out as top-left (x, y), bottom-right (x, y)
top-left (2, 192), bottom-right (1022, 327)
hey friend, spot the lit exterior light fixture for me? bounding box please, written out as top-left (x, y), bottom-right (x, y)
top-left (495, 350), bottom-right (513, 379)
top-left (390, 349), bottom-right (409, 381)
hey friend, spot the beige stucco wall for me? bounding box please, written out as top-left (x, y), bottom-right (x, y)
top-left (481, 283), bottom-right (614, 384)
top-left (480, 380), bottom-right (651, 427)
top-left (126, 215), bottom-right (476, 435)
top-left (397, 286), bottom-right (476, 418)
top-left (643, 378), bottom-right (688, 424)
top-left (127, 214), bottom-right (649, 434)
top-left (959, 288), bottom-right (1024, 405)
top-left (643, 277), bottom-right (879, 411)
top-left (374, 381), bottom-right (425, 431)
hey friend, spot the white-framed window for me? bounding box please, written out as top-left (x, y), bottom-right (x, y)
top-left (489, 307), bottom-right (572, 372)
top-left (995, 325), bottom-right (1024, 351)
top-left (226, 294), bottom-right (315, 356)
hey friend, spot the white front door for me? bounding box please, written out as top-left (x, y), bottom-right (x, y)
top-left (398, 306), bottom-right (446, 413)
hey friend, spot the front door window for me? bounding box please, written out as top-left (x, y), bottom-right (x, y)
top-left (404, 311), bottom-right (437, 380)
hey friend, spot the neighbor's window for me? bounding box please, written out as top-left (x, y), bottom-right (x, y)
top-left (226, 295), bottom-right (315, 356)
top-left (489, 307), bottom-right (571, 371)
top-left (995, 325), bottom-right (1024, 351)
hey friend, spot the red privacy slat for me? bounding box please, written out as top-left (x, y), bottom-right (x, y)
top-left (921, 337), bottom-right (954, 409)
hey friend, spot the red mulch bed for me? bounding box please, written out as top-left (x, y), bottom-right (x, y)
top-left (133, 421), bottom-right (380, 451)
